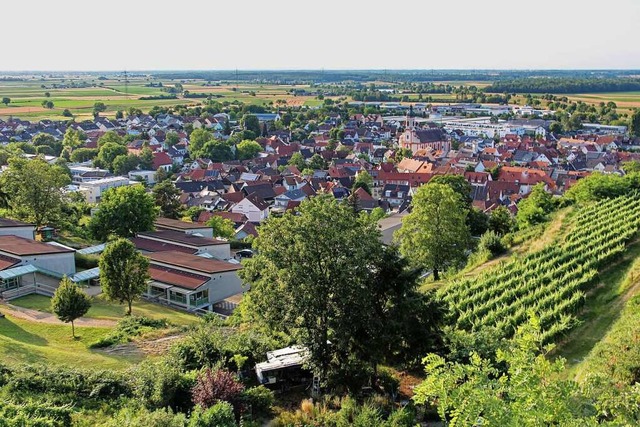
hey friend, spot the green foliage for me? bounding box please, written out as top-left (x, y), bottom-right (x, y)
top-left (99, 239), bottom-right (150, 315)
top-left (440, 195), bottom-right (640, 345)
top-left (353, 170), bottom-right (373, 195)
top-left (564, 172), bottom-right (640, 203)
top-left (235, 140), bottom-right (262, 160)
top-left (0, 157), bottom-right (71, 227)
top-left (241, 114), bottom-right (261, 135)
top-left (194, 139), bottom-right (233, 162)
top-left (0, 400), bottom-right (72, 426)
top-left (97, 131), bottom-right (124, 148)
top-left (478, 230), bottom-right (507, 257)
top-left (112, 153), bottom-right (140, 175)
top-left (308, 154), bottom-right (326, 170)
top-left (101, 405), bottom-right (187, 427)
top-left (51, 277), bottom-right (91, 338)
top-left (131, 358), bottom-right (195, 411)
top-left (70, 147), bottom-right (99, 163)
top-left (97, 142), bottom-right (128, 171)
top-left (89, 185), bottom-right (158, 240)
top-left (516, 183), bottom-right (554, 228)
top-left (396, 183), bottom-right (470, 280)
top-left (467, 206), bottom-right (489, 236)
top-left (241, 386), bottom-right (274, 418)
top-left (90, 316), bottom-right (168, 349)
top-left (429, 174), bottom-right (472, 207)
top-left (206, 216), bottom-right (235, 239)
top-left (188, 403), bottom-right (236, 427)
top-left (153, 180), bottom-right (182, 219)
top-left (414, 318), bottom-right (640, 426)
top-left (488, 205), bottom-right (515, 235)
top-left (287, 152), bottom-right (306, 170)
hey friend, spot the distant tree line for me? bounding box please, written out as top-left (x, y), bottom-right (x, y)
top-left (485, 77), bottom-right (640, 94)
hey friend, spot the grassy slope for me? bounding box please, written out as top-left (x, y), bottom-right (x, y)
top-left (0, 313), bottom-right (138, 368)
top-left (11, 294), bottom-right (199, 326)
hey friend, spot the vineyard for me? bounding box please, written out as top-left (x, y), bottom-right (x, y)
top-left (440, 195), bottom-right (640, 343)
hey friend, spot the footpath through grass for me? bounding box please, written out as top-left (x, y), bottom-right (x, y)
top-left (0, 313), bottom-right (140, 369)
top-left (11, 294), bottom-right (199, 326)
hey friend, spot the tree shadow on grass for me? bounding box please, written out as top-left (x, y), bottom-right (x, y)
top-left (0, 316), bottom-right (47, 346)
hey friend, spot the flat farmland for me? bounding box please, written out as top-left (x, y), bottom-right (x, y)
top-left (0, 78), bottom-right (331, 120)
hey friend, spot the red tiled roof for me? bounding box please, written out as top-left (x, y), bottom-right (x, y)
top-left (131, 237), bottom-right (197, 254)
top-left (149, 265), bottom-right (209, 290)
top-left (0, 235), bottom-right (74, 256)
top-left (0, 254), bottom-right (21, 271)
top-left (149, 251), bottom-right (242, 274)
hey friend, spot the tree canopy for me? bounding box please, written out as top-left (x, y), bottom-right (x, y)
top-left (51, 276), bottom-right (91, 338)
top-left (0, 157), bottom-right (71, 228)
top-left (153, 180), bottom-right (182, 219)
top-left (89, 184), bottom-right (158, 240)
top-left (396, 183), bottom-right (470, 280)
top-left (99, 238), bottom-right (150, 315)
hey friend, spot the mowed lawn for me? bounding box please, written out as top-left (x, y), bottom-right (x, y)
top-left (0, 313), bottom-right (139, 369)
top-left (11, 294), bottom-right (199, 326)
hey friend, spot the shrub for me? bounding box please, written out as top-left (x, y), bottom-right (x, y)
top-left (90, 316), bottom-right (168, 348)
top-left (478, 230), bottom-right (507, 257)
top-left (188, 403), bottom-right (236, 427)
top-left (376, 367), bottom-right (400, 400)
top-left (131, 358), bottom-right (196, 411)
top-left (241, 386), bottom-right (274, 418)
top-left (192, 368), bottom-right (244, 413)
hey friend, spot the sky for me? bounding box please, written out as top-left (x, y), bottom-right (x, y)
top-left (3, 0), bottom-right (640, 71)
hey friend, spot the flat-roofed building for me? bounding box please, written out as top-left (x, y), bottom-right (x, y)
top-left (145, 250), bottom-right (245, 311)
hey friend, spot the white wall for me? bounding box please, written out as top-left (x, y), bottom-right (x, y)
top-left (0, 226), bottom-right (35, 240)
top-left (206, 271), bottom-right (247, 303)
top-left (20, 252), bottom-right (76, 276)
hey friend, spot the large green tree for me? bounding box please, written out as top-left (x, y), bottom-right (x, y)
top-left (206, 216), bottom-right (235, 239)
top-left (88, 185), bottom-right (158, 240)
top-left (99, 238), bottom-right (150, 315)
top-left (189, 128), bottom-right (213, 155)
top-left (241, 114), bottom-right (261, 135)
top-left (236, 140), bottom-right (262, 160)
top-left (353, 170), bottom-right (373, 195)
top-left (97, 142), bottom-right (128, 171)
top-left (0, 157), bottom-right (71, 228)
top-left (153, 180), bottom-right (182, 219)
top-left (241, 196), bottom-right (436, 390)
top-left (396, 183), bottom-right (470, 280)
top-left (51, 276), bottom-right (91, 338)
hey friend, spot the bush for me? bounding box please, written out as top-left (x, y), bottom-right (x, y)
top-left (478, 231), bottom-right (507, 257)
top-left (241, 386), bottom-right (274, 418)
top-left (0, 400), bottom-right (72, 427)
top-left (188, 403), bottom-right (236, 427)
top-left (131, 359), bottom-right (196, 411)
top-left (3, 364), bottom-right (131, 400)
top-left (376, 367), bottom-right (400, 400)
top-left (90, 316), bottom-right (168, 348)
top-left (192, 368), bottom-right (244, 413)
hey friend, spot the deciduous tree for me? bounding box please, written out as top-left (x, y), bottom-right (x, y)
top-left (88, 184), bottom-right (158, 240)
top-left (206, 215), bottom-right (235, 239)
top-left (51, 276), bottom-right (91, 338)
top-left (396, 183), bottom-right (470, 280)
top-left (236, 140), bottom-right (262, 160)
top-left (0, 157), bottom-right (71, 228)
top-left (153, 180), bottom-right (182, 219)
top-left (99, 238), bottom-right (150, 315)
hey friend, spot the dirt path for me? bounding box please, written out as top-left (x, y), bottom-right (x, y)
top-left (100, 334), bottom-right (184, 357)
top-left (0, 301), bottom-right (116, 328)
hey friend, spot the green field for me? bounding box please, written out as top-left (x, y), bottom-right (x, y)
top-left (0, 77), bottom-right (328, 121)
top-left (0, 313), bottom-right (137, 368)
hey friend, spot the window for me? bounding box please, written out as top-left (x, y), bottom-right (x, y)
top-left (168, 290), bottom-right (187, 304)
top-left (189, 289), bottom-right (209, 307)
top-left (0, 277), bottom-right (20, 291)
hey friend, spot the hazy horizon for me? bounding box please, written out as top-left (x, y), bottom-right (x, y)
top-left (5, 0), bottom-right (640, 71)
